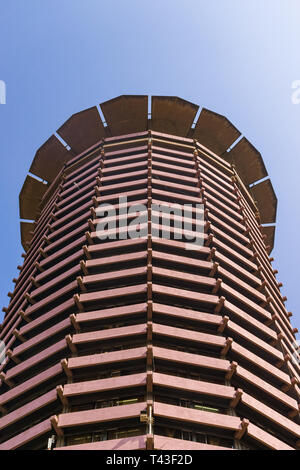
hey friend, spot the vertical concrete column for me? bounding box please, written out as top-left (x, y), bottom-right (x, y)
top-left (146, 130), bottom-right (154, 450)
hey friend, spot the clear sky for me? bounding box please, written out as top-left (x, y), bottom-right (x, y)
top-left (0, 0), bottom-right (299, 338)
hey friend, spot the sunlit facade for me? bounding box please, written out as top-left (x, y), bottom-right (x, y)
top-left (0, 96), bottom-right (299, 450)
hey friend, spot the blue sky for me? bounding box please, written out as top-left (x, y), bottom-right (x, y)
top-left (0, 0), bottom-right (299, 337)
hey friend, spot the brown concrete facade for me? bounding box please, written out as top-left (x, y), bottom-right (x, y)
top-left (0, 96), bottom-right (299, 450)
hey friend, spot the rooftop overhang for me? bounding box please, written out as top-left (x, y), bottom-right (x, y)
top-left (151, 96), bottom-right (199, 137)
top-left (29, 134), bottom-right (72, 183)
top-left (100, 95), bottom-right (148, 136)
top-left (19, 95), bottom-right (278, 252)
top-left (19, 175), bottom-right (48, 220)
top-left (250, 179), bottom-right (277, 225)
top-left (224, 137), bottom-right (268, 186)
top-left (20, 221), bottom-right (35, 252)
top-left (57, 106), bottom-right (106, 155)
top-left (193, 108), bottom-right (241, 155)
top-left (260, 225), bottom-right (276, 254)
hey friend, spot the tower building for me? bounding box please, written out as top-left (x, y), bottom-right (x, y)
top-left (0, 95), bottom-right (299, 450)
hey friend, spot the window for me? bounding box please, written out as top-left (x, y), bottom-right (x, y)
top-left (66, 434), bottom-right (92, 446)
top-left (193, 403), bottom-right (220, 413)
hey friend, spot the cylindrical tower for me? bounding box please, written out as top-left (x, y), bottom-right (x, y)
top-left (0, 95), bottom-right (299, 450)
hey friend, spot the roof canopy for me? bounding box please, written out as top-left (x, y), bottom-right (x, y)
top-left (19, 95), bottom-right (277, 251)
